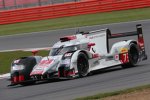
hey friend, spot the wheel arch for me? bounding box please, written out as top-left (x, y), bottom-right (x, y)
top-left (110, 40), bottom-right (138, 54)
top-left (71, 50), bottom-right (91, 62)
top-left (76, 51), bottom-right (89, 77)
top-left (79, 50), bottom-right (91, 59)
top-left (122, 41), bottom-right (139, 68)
top-left (70, 50), bottom-right (90, 73)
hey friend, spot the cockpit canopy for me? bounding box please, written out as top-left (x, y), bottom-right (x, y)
top-left (49, 45), bottom-right (79, 56)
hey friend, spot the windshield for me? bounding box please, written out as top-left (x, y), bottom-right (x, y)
top-left (49, 45), bottom-right (78, 56)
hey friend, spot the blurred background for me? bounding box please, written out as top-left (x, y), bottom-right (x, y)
top-left (0, 0), bottom-right (81, 10)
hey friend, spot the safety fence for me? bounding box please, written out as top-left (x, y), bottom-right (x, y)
top-left (0, 0), bottom-right (80, 10)
top-left (0, 0), bottom-right (150, 25)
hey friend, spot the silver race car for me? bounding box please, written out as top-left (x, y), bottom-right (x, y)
top-left (9, 24), bottom-right (147, 86)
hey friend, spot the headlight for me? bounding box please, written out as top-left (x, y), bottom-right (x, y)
top-left (11, 65), bottom-right (25, 71)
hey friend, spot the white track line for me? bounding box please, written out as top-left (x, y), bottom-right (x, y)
top-left (0, 19), bottom-right (150, 38)
top-left (0, 47), bottom-right (51, 52)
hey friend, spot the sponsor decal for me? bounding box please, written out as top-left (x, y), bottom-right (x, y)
top-left (30, 70), bottom-right (43, 75)
top-left (114, 54), bottom-right (119, 60)
top-left (138, 33), bottom-right (145, 50)
top-left (39, 59), bottom-right (53, 66)
top-left (119, 53), bottom-right (129, 63)
top-left (92, 53), bottom-right (100, 58)
top-left (64, 53), bottom-right (72, 57)
top-left (30, 59), bottom-right (53, 75)
top-left (120, 48), bottom-right (128, 53)
top-left (89, 34), bottom-right (105, 39)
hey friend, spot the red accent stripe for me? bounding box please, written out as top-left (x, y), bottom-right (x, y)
top-left (67, 68), bottom-right (75, 76)
top-left (58, 70), bottom-right (60, 77)
top-left (30, 70), bottom-right (43, 75)
top-left (64, 35), bottom-right (77, 40)
top-left (19, 75), bottom-right (25, 82)
top-left (12, 76), bottom-right (19, 83)
top-left (60, 35), bottom-right (77, 42)
top-left (92, 53), bottom-right (100, 58)
top-left (138, 35), bottom-right (144, 49)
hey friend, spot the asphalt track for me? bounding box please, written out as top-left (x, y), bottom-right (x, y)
top-left (0, 20), bottom-right (150, 100)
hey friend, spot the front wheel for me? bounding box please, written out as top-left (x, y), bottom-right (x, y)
top-left (122, 43), bottom-right (139, 68)
top-left (77, 52), bottom-right (89, 77)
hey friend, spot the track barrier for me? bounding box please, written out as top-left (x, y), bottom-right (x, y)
top-left (0, 0), bottom-right (150, 25)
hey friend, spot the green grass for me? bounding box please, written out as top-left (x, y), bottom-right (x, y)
top-left (0, 7), bottom-right (150, 36)
top-left (74, 84), bottom-right (150, 100)
top-left (0, 51), bottom-right (49, 74)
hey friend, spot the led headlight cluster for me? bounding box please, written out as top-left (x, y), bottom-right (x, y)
top-left (11, 65), bottom-right (25, 71)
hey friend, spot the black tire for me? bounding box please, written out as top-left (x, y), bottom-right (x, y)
top-left (77, 52), bottom-right (89, 77)
top-left (122, 43), bottom-right (139, 68)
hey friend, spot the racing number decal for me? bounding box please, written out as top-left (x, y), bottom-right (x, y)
top-left (120, 53), bottom-right (129, 64)
top-left (39, 60), bottom-right (53, 66)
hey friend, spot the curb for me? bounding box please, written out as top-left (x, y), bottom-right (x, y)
top-left (0, 73), bottom-right (10, 79)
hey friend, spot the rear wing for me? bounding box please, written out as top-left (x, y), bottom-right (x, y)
top-left (107, 24), bottom-right (145, 48)
top-left (107, 24), bottom-right (143, 39)
top-left (106, 24), bottom-right (147, 60)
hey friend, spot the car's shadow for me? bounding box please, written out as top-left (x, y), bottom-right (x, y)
top-left (7, 78), bottom-right (69, 89)
top-left (90, 63), bottom-right (149, 76)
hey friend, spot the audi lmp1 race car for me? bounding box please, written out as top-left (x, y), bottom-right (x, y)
top-left (9, 24), bottom-right (147, 86)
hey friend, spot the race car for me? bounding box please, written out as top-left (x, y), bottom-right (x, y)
top-left (9, 24), bottom-right (147, 86)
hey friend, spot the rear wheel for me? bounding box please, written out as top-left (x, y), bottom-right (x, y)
top-left (77, 52), bottom-right (89, 77)
top-left (122, 43), bottom-right (139, 68)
